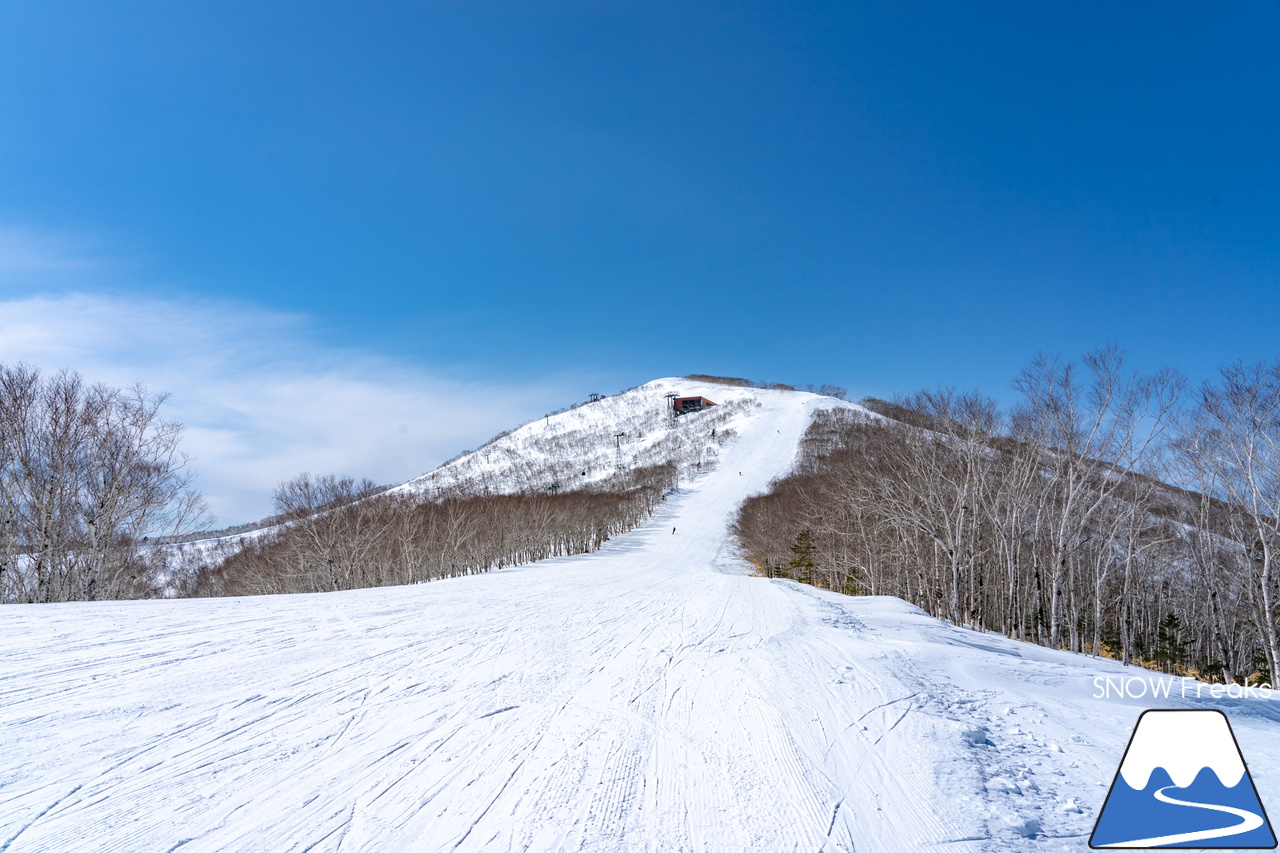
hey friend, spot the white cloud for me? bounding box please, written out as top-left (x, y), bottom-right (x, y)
top-left (0, 292), bottom-right (583, 526)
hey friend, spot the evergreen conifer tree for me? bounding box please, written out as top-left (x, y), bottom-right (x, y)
top-left (787, 530), bottom-right (817, 586)
top-left (1155, 613), bottom-right (1187, 670)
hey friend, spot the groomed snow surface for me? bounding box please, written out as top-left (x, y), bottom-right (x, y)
top-left (3, 385), bottom-right (1279, 852)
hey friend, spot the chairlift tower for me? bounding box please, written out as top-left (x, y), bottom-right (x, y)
top-left (613, 432), bottom-right (627, 470)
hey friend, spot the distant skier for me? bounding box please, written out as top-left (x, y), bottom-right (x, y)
top-left (672, 527), bottom-right (676, 534)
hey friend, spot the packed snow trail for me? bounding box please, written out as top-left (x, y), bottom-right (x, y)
top-left (3, 389), bottom-right (1279, 852)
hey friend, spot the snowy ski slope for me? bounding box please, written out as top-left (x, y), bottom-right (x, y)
top-left (2, 384), bottom-right (1279, 852)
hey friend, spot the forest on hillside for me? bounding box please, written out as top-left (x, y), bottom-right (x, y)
top-left (189, 465), bottom-right (676, 597)
top-left (736, 348), bottom-right (1280, 688)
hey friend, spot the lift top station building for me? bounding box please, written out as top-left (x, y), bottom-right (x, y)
top-left (672, 396), bottom-right (717, 416)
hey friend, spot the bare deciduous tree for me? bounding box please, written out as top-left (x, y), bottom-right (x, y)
top-left (1183, 361), bottom-right (1280, 679)
top-left (0, 363), bottom-right (211, 603)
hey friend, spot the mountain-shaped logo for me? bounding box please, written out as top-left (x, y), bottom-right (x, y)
top-left (1091, 709), bottom-right (1276, 848)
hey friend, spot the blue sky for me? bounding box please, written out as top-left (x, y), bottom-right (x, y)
top-left (1, 1), bottom-right (1278, 523)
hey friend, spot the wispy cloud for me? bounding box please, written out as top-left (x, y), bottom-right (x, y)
top-left (0, 292), bottom-right (582, 526)
top-left (0, 227), bottom-right (104, 282)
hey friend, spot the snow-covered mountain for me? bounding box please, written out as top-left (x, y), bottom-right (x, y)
top-left (390, 377), bottom-right (861, 497)
top-left (158, 379), bottom-right (866, 581)
top-left (165, 379), bottom-right (849, 548)
top-left (2, 379), bottom-right (1278, 852)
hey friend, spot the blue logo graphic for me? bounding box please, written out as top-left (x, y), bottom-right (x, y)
top-left (1091, 709), bottom-right (1276, 848)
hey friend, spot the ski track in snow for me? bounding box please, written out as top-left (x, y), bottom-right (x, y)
top-left (3, 389), bottom-right (1279, 852)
